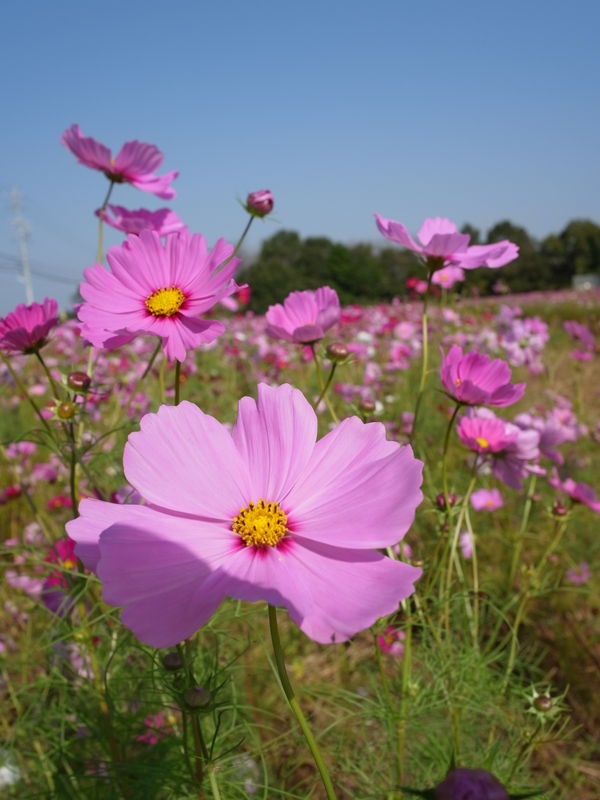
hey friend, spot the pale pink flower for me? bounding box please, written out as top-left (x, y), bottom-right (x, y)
top-left (566, 562), bottom-right (591, 585)
top-left (374, 214), bottom-right (518, 270)
top-left (77, 230), bottom-right (240, 362)
top-left (431, 265), bottom-right (465, 288)
top-left (548, 470), bottom-right (600, 513)
top-left (61, 124), bottom-right (178, 199)
top-left (266, 287), bottom-right (341, 344)
top-left (0, 298), bottom-right (59, 354)
top-left (67, 383), bottom-right (423, 646)
top-left (96, 205), bottom-right (187, 236)
top-left (470, 488), bottom-right (504, 511)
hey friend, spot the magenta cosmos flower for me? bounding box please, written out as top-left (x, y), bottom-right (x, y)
top-left (374, 214), bottom-right (518, 270)
top-left (61, 124), bottom-right (178, 199)
top-left (66, 383), bottom-right (423, 647)
top-left (548, 470), bottom-right (600, 513)
top-left (96, 205), bottom-right (187, 236)
top-left (78, 230), bottom-right (240, 362)
top-left (458, 412), bottom-right (539, 489)
top-left (0, 298), bottom-right (59, 354)
top-left (266, 287), bottom-right (341, 344)
top-left (440, 345), bottom-right (525, 407)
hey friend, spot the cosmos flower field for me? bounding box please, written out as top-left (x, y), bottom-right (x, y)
top-left (1, 127), bottom-right (599, 799)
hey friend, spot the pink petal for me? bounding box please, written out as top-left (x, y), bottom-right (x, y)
top-left (286, 417), bottom-right (423, 548)
top-left (232, 383), bottom-right (317, 502)
top-left (124, 402), bottom-right (248, 519)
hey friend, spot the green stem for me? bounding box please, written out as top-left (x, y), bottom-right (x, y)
top-left (232, 214), bottom-right (254, 259)
top-left (97, 181), bottom-right (115, 263)
top-left (121, 339), bottom-right (162, 418)
top-left (508, 474), bottom-right (537, 589)
top-left (158, 354), bottom-right (166, 405)
top-left (0, 352), bottom-right (56, 440)
top-left (409, 269), bottom-right (435, 445)
top-left (502, 517), bottom-right (568, 692)
top-left (67, 422), bottom-right (79, 517)
top-left (442, 474), bottom-right (477, 632)
top-left (441, 404), bottom-right (460, 511)
top-left (310, 344), bottom-right (339, 423)
top-left (33, 349), bottom-right (62, 399)
top-left (174, 359), bottom-right (182, 405)
top-left (314, 362), bottom-right (338, 409)
top-left (268, 605), bottom-right (337, 800)
top-left (397, 604), bottom-right (412, 792)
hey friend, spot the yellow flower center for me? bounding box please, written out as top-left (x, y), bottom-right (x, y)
top-left (232, 499), bottom-right (288, 547)
top-left (145, 286), bottom-right (185, 317)
top-left (63, 558), bottom-right (76, 570)
top-left (455, 378), bottom-right (461, 386)
top-left (475, 436), bottom-right (489, 449)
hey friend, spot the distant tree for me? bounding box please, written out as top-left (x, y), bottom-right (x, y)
top-left (461, 223), bottom-right (481, 244)
top-left (559, 219), bottom-right (600, 276)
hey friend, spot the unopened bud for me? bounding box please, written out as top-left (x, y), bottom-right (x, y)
top-left (326, 342), bottom-right (349, 362)
top-left (359, 398), bottom-right (376, 413)
top-left (246, 190), bottom-right (274, 218)
top-left (435, 492), bottom-right (458, 510)
top-left (57, 401), bottom-right (76, 420)
top-left (67, 371), bottom-right (91, 392)
top-left (161, 651), bottom-right (184, 671)
top-left (533, 695), bottom-right (553, 713)
top-left (552, 501), bottom-right (568, 517)
top-left (183, 685), bottom-right (212, 709)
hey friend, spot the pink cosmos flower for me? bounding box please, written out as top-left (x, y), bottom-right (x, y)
top-left (563, 320), bottom-right (595, 351)
top-left (459, 531), bottom-right (473, 559)
top-left (457, 416), bottom-right (515, 454)
top-left (0, 298), bottom-right (59, 354)
top-left (458, 411), bottom-right (540, 489)
top-left (374, 214), bottom-right (518, 270)
top-left (431, 265), bottom-right (465, 289)
top-left (470, 488), bottom-right (504, 511)
top-left (548, 470), bottom-right (600, 513)
top-left (96, 205), bottom-right (187, 236)
top-left (440, 345), bottom-right (526, 407)
top-left (266, 287), bottom-right (341, 344)
top-left (66, 383), bottom-right (423, 647)
top-left (566, 562), bottom-right (591, 585)
top-left (377, 626), bottom-right (405, 657)
top-left (246, 190), bottom-right (274, 217)
top-left (61, 124), bottom-right (178, 199)
top-left (77, 230), bottom-right (240, 362)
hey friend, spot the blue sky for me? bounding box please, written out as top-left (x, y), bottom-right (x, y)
top-left (1, 0), bottom-right (598, 312)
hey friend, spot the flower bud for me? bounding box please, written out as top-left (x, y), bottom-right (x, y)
top-left (326, 342), bottom-right (349, 362)
top-left (57, 401), bottom-right (76, 420)
top-left (246, 190), bottom-right (274, 218)
top-left (161, 651), bottom-right (184, 671)
top-left (435, 492), bottom-right (459, 510)
top-left (183, 685), bottom-right (212, 709)
top-left (552, 500), bottom-right (568, 517)
top-left (434, 768), bottom-right (509, 800)
top-left (359, 398), bottom-right (376, 414)
top-left (533, 695), bottom-right (553, 713)
top-left (67, 371), bottom-right (91, 392)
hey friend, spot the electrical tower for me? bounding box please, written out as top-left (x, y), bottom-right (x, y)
top-left (10, 187), bottom-right (34, 303)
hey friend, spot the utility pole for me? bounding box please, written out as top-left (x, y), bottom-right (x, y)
top-left (10, 187), bottom-right (34, 304)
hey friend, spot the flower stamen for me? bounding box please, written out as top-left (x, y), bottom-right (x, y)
top-left (145, 286), bottom-right (185, 317)
top-left (232, 499), bottom-right (288, 547)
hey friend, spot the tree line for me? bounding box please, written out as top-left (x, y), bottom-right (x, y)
top-left (240, 219), bottom-right (600, 312)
